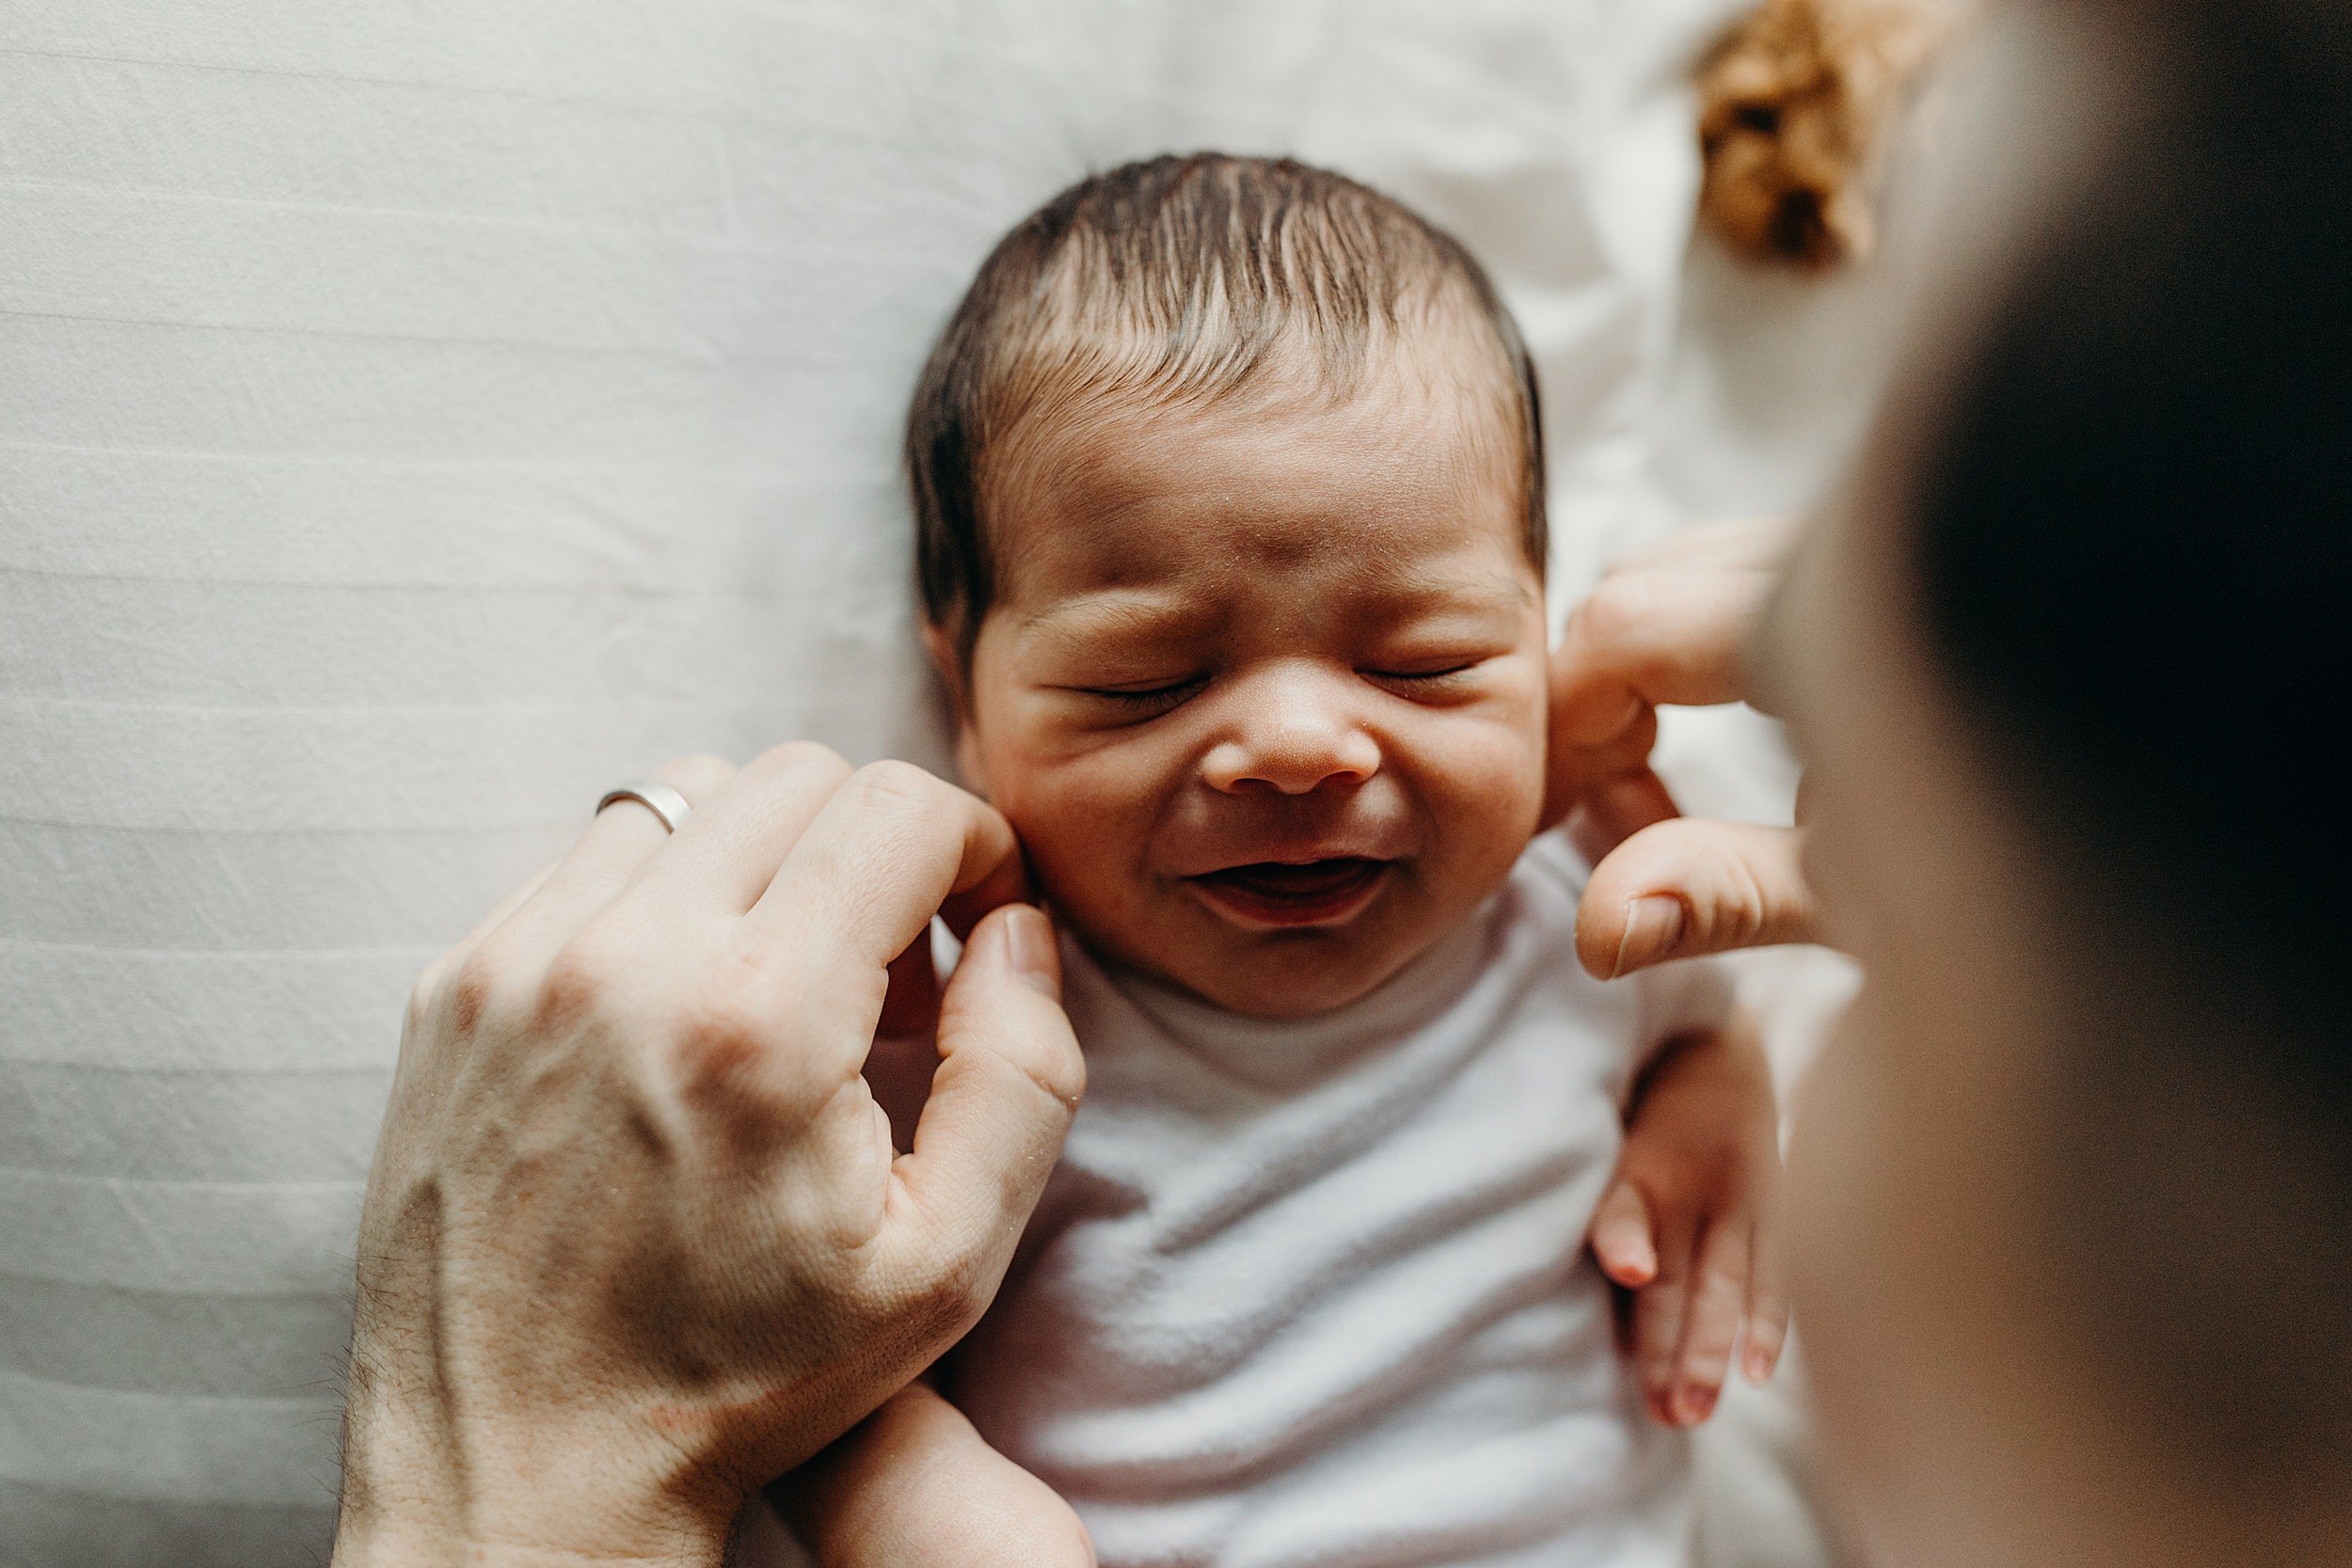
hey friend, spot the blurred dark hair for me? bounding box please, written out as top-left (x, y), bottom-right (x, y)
top-left (907, 152), bottom-right (1546, 657)
top-left (1909, 0), bottom-right (2352, 1486)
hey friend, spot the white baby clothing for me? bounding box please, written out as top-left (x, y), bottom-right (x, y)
top-left (951, 833), bottom-right (1732, 1568)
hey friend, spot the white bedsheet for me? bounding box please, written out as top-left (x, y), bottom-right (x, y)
top-left (0, 4), bottom-right (1871, 1562)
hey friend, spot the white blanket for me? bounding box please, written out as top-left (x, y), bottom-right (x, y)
top-left (0, 3), bottom-right (1823, 1561)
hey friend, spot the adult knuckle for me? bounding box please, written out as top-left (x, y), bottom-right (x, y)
top-left (1036, 1041), bottom-right (1088, 1110)
top-left (707, 921), bottom-right (804, 1001)
top-left (992, 1033), bottom-right (1087, 1113)
top-left (859, 1234), bottom-right (991, 1347)
top-left (752, 739), bottom-right (853, 785)
top-left (446, 938), bottom-right (530, 1038)
top-left (850, 757), bottom-right (939, 811)
top-left (1674, 834), bottom-right (1762, 953)
top-left (676, 980), bottom-right (767, 1060)
top-left (1577, 574), bottom-right (1658, 648)
top-left (666, 970), bottom-right (789, 1102)
top-left (404, 956), bottom-right (449, 1036)
top-left (1609, 1155), bottom-right (1661, 1202)
top-left (534, 929), bottom-right (631, 1034)
top-left (1643, 1172), bottom-right (1695, 1218)
top-left (896, 1243), bottom-right (990, 1340)
top-left (1718, 853), bottom-right (1773, 948)
top-left (653, 752), bottom-right (734, 800)
top-left (658, 750), bottom-right (728, 774)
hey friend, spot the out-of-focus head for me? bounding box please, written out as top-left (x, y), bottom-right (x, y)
top-left (906, 155), bottom-right (1551, 1018)
top-left (1781, 4), bottom-right (2352, 1566)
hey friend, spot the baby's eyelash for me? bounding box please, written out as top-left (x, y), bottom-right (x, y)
top-left (1072, 676), bottom-right (1207, 710)
top-left (1364, 662), bottom-right (1480, 687)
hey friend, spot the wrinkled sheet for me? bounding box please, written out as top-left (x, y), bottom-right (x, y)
top-left (0, 3), bottom-right (1880, 1561)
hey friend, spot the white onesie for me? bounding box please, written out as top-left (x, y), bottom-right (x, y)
top-left (950, 833), bottom-right (1732, 1568)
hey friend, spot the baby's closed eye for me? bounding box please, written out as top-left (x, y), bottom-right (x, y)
top-left (1359, 646), bottom-right (1517, 701)
top-left (1064, 673), bottom-right (1211, 719)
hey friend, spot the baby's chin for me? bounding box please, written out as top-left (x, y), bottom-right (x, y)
top-left (1047, 849), bottom-right (1528, 1021)
top-left (1177, 959), bottom-right (1415, 1021)
top-left (1102, 912), bottom-right (1449, 1021)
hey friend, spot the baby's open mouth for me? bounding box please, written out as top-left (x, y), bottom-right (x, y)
top-left (1185, 858), bottom-right (1391, 929)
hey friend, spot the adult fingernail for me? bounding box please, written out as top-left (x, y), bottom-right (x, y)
top-left (1745, 1345), bottom-right (1774, 1384)
top-left (1002, 905), bottom-right (1061, 999)
top-left (1678, 1386), bottom-right (1718, 1424)
top-left (1623, 1252), bottom-right (1658, 1287)
top-left (1603, 1236), bottom-right (1657, 1286)
top-left (1613, 895), bottom-right (1686, 977)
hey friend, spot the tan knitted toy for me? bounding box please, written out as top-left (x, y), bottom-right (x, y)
top-left (1697, 0), bottom-right (1957, 269)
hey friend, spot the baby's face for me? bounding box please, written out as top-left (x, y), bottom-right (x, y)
top-left (949, 372), bottom-right (1549, 1018)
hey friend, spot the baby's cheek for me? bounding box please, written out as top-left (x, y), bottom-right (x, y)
top-left (1421, 716), bottom-right (1547, 842)
top-left (989, 744), bottom-right (1158, 894)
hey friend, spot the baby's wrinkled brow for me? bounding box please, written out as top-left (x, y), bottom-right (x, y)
top-left (1016, 591), bottom-right (1209, 646)
top-left (1373, 570), bottom-right (1540, 613)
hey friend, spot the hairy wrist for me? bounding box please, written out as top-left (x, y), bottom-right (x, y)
top-left (335, 1356), bottom-right (735, 1568)
top-left (333, 1490), bottom-right (734, 1568)
top-left (332, 1519), bottom-right (725, 1568)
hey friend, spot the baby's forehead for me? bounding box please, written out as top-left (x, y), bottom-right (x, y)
top-left (986, 368), bottom-right (1538, 610)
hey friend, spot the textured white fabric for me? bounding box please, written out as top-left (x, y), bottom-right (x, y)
top-left (0, 3), bottom-right (1772, 1563)
top-left (955, 838), bottom-right (1728, 1568)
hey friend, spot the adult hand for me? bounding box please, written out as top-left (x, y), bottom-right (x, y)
top-left (1545, 518), bottom-right (1824, 978)
top-left (333, 747), bottom-right (1085, 1568)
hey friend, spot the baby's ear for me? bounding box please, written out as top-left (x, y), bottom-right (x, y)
top-left (921, 620), bottom-right (963, 704)
top-left (921, 621), bottom-right (991, 795)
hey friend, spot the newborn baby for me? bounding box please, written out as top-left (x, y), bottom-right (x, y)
top-left (792, 155), bottom-right (1784, 1568)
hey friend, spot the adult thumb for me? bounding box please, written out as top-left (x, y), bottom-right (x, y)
top-left (1576, 818), bottom-right (1822, 978)
top-left (895, 905), bottom-right (1086, 1258)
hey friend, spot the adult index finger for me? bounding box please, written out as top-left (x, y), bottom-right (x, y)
top-left (748, 761), bottom-right (1026, 980)
top-left (1550, 567), bottom-right (1776, 749)
top-left (1604, 516), bottom-right (1797, 578)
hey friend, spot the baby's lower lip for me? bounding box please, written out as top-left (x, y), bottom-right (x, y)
top-left (1184, 858), bottom-right (1391, 929)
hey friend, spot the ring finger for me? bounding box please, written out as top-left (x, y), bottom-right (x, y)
top-left (500, 752), bottom-right (739, 948)
top-left (617, 741), bottom-right (858, 917)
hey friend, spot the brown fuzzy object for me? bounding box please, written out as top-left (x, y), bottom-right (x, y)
top-left (1697, 0), bottom-right (1953, 270)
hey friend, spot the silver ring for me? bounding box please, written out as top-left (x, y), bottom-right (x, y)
top-left (596, 779), bottom-right (691, 834)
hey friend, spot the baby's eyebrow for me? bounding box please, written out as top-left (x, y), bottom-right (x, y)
top-left (1016, 591), bottom-right (1202, 642)
top-left (1369, 569), bottom-right (1540, 616)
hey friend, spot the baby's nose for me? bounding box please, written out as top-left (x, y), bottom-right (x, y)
top-left (1200, 676), bottom-right (1380, 796)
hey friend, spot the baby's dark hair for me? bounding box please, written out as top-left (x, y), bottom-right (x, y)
top-left (907, 153), bottom-right (1547, 657)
